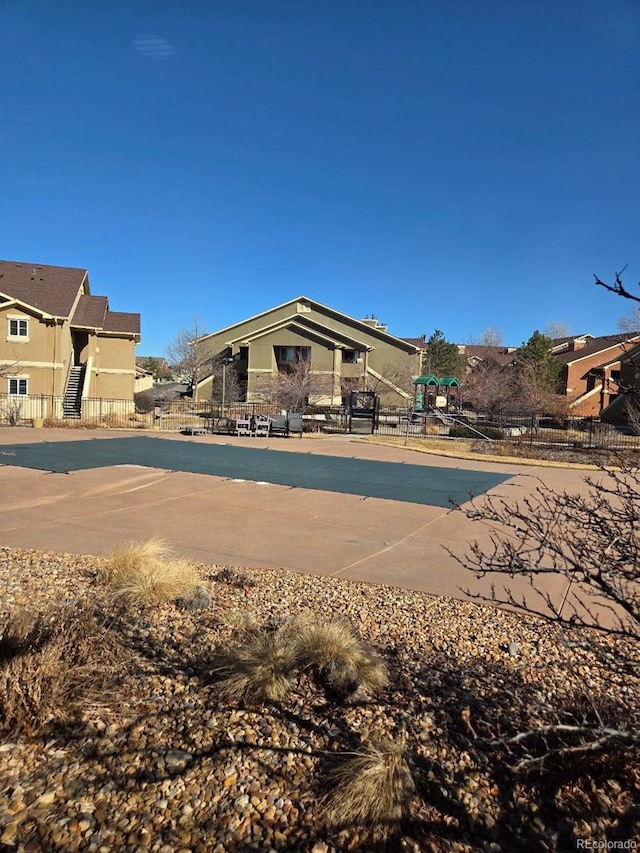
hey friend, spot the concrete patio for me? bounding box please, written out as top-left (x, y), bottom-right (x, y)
top-left (0, 427), bottom-right (592, 617)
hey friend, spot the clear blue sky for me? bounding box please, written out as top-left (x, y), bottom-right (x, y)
top-left (1, 1), bottom-right (639, 355)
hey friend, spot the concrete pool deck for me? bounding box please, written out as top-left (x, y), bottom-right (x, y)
top-left (0, 427), bottom-right (590, 616)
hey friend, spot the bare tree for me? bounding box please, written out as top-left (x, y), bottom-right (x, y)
top-left (0, 356), bottom-right (24, 425)
top-left (208, 353), bottom-right (243, 404)
top-left (462, 359), bottom-right (512, 417)
top-left (165, 317), bottom-right (208, 400)
top-left (450, 460), bottom-right (640, 767)
top-left (463, 358), bottom-right (568, 419)
top-left (256, 361), bottom-right (332, 412)
top-left (453, 464), bottom-right (639, 640)
top-left (509, 359), bottom-right (568, 417)
top-left (543, 320), bottom-right (571, 340)
top-left (624, 394), bottom-right (640, 435)
top-left (449, 270), bottom-right (640, 771)
top-left (477, 326), bottom-right (503, 347)
top-left (617, 305), bottom-right (640, 335)
top-left (0, 351), bottom-right (23, 380)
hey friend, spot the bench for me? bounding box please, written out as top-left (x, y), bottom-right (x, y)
top-left (181, 426), bottom-right (208, 436)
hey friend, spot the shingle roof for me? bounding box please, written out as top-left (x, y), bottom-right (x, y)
top-left (0, 259), bottom-right (87, 317)
top-left (551, 334), bottom-right (592, 350)
top-left (103, 311), bottom-right (140, 335)
top-left (71, 295), bottom-right (108, 328)
top-left (0, 258), bottom-right (140, 337)
top-left (553, 335), bottom-right (639, 364)
top-left (401, 337), bottom-right (426, 348)
top-left (462, 345), bottom-right (516, 367)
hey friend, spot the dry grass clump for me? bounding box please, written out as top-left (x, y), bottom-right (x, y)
top-left (0, 608), bottom-right (48, 659)
top-left (0, 602), bottom-right (129, 735)
top-left (42, 417), bottom-right (87, 429)
top-left (325, 735), bottom-right (415, 827)
top-left (101, 411), bottom-right (131, 428)
top-left (295, 617), bottom-right (389, 700)
top-left (220, 609), bottom-right (260, 635)
top-left (209, 623), bottom-right (299, 703)
top-left (213, 566), bottom-right (255, 588)
top-left (210, 614), bottom-right (388, 705)
top-left (102, 538), bottom-right (202, 605)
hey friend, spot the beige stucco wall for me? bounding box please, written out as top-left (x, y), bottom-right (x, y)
top-left (0, 307), bottom-right (73, 397)
top-left (86, 335), bottom-right (136, 399)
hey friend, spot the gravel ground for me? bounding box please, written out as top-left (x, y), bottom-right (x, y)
top-left (1, 547), bottom-right (638, 853)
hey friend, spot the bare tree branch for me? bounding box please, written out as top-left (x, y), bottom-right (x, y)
top-left (492, 723), bottom-right (639, 772)
top-left (255, 360), bottom-right (332, 412)
top-left (594, 266), bottom-right (640, 303)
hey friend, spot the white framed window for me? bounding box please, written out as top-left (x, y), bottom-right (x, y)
top-left (8, 377), bottom-right (28, 395)
top-left (7, 318), bottom-right (29, 340)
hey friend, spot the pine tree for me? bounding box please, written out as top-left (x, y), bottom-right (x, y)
top-left (423, 330), bottom-right (465, 379)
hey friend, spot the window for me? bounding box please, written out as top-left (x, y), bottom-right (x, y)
top-left (342, 349), bottom-right (362, 364)
top-left (8, 318), bottom-right (28, 338)
top-left (274, 346), bottom-right (310, 365)
top-left (8, 378), bottom-right (28, 395)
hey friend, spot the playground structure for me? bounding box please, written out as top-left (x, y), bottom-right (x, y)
top-left (413, 375), bottom-right (461, 413)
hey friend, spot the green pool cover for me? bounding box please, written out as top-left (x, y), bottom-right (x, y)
top-left (0, 437), bottom-right (511, 508)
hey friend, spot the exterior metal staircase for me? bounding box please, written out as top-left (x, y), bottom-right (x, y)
top-left (62, 365), bottom-right (85, 418)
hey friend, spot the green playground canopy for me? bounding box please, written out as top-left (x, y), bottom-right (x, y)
top-left (413, 375), bottom-right (460, 387)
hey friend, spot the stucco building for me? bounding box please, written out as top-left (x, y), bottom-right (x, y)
top-left (0, 259), bottom-right (140, 417)
top-left (196, 297), bottom-right (420, 406)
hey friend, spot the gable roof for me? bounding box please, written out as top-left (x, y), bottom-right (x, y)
top-left (200, 295), bottom-right (419, 353)
top-left (460, 344), bottom-right (517, 367)
top-left (553, 335), bottom-right (640, 365)
top-left (0, 258), bottom-right (140, 338)
top-left (0, 259), bottom-right (87, 318)
top-left (225, 313), bottom-right (372, 351)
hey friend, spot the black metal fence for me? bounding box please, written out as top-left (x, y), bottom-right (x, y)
top-left (2, 393), bottom-right (639, 451)
top-left (0, 395), bottom-right (349, 433)
top-left (0, 394), bottom-right (143, 428)
top-left (374, 409), bottom-right (640, 451)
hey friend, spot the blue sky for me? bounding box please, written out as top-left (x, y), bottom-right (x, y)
top-left (1, 1), bottom-right (639, 355)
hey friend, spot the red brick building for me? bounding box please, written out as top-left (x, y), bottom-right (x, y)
top-left (551, 334), bottom-right (640, 417)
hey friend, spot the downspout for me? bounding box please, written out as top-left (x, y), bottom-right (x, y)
top-left (51, 321), bottom-right (57, 398)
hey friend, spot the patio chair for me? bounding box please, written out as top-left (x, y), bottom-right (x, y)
top-left (269, 414), bottom-right (288, 437)
top-left (254, 415), bottom-right (271, 437)
top-left (287, 412), bottom-right (303, 437)
top-left (236, 417), bottom-right (252, 436)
